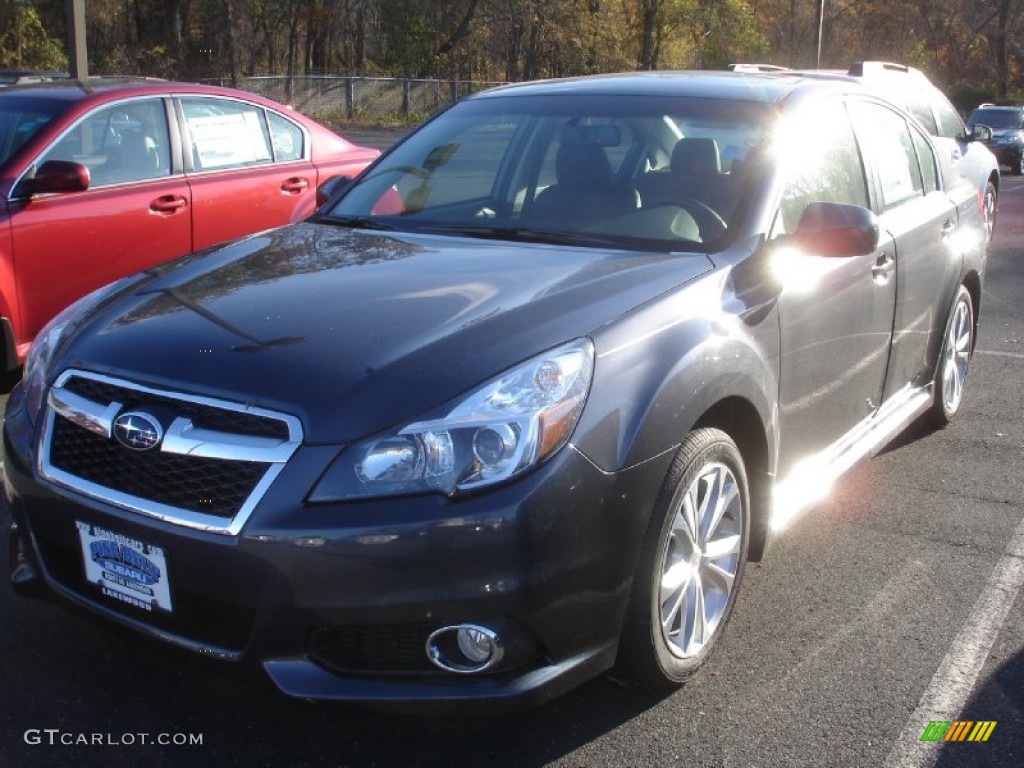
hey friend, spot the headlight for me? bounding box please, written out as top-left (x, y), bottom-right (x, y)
top-left (23, 277), bottom-right (140, 422)
top-left (310, 338), bottom-right (594, 502)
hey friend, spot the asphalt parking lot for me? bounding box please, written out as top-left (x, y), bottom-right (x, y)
top-left (0, 175), bottom-right (1021, 768)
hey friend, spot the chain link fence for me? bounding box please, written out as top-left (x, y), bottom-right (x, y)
top-left (203, 75), bottom-right (509, 118)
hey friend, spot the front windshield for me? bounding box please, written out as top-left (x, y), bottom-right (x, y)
top-left (0, 95), bottom-right (65, 167)
top-left (325, 94), bottom-right (773, 252)
top-left (968, 108), bottom-right (1023, 130)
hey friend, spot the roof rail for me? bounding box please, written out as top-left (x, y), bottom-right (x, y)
top-left (0, 70), bottom-right (70, 86)
top-left (727, 63), bottom-right (790, 73)
top-left (848, 61), bottom-right (913, 77)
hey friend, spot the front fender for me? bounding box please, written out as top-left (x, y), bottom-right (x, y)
top-left (0, 198), bottom-right (19, 368)
top-left (572, 269), bottom-right (779, 475)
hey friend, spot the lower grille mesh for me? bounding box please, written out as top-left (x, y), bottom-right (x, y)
top-left (309, 625), bottom-right (439, 674)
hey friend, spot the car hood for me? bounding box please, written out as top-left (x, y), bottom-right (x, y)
top-left (57, 223), bottom-right (714, 442)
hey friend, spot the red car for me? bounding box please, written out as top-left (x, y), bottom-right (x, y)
top-left (0, 79), bottom-right (379, 369)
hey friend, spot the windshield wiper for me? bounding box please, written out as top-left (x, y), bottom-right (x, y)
top-left (418, 223), bottom-right (631, 249)
top-left (319, 215), bottom-right (396, 231)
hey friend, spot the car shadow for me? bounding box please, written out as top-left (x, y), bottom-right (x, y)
top-left (933, 649), bottom-right (1024, 767)
top-left (0, 367), bottom-right (20, 396)
top-left (876, 412), bottom-right (943, 456)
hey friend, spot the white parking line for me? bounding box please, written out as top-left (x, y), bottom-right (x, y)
top-left (884, 513), bottom-right (1024, 768)
top-left (976, 349), bottom-right (1024, 359)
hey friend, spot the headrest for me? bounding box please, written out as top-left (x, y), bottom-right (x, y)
top-left (555, 143), bottom-right (614, 188)
top-left (671, 137), bottom-right (721, 175)
top-left (560, 123), bottom-right (621, 148)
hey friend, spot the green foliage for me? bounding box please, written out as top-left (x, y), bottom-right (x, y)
top-left (947, 81), bottom-right (998, 113)
top-left (8, 0), bottom-right (1024, 105)
top-left (0, 3), bottom-right (67, 70)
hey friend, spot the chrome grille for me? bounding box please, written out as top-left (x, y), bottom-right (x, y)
top-left (62, 376), bottom-right (290, 440)
top-left (40, 370), bottom-right (303, 535)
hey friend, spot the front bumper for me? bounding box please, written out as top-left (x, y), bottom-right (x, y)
top-left (987, 143), bottom-right (1023, 168)
top-left (3, 380), bottom-right (670, 708)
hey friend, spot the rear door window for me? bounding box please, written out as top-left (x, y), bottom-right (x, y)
top-left (932, 95), bottom-right (966, 140)
top-left (905, 93), bottom-right (938, 134)
top-left (181, 97), bottom-right (272, 171)
top-left (849, 101), bottom-right (924, 211)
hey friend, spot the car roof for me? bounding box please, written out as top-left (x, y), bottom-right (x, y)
top-left (0, 78), bottom-right (289, 109)
top-left (470, 70), bottom-right (861, 105)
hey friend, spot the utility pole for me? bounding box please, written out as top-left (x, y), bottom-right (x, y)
top-left (65, 0), bottom-right (88, 78)
top-left (815, 0), bottom-right (825, 69)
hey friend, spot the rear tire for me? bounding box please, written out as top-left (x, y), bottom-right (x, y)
top-left (982, 182), bottom-right (997, 241)
top-left (617, 428), bottom-right (750, 688)
top-left (929, 285), bottom-right (974, 425)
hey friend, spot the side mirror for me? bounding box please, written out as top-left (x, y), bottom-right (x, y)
top-left (316, 175), bottom-right (353, 208)
top-left (792, 202), bottom-right (879, 257)
top-left (21, 160), bottom-right (90, 196)
top-left (971, 124), bottom-right (993, 142)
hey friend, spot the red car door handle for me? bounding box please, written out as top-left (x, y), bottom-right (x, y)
top-left (150, 195), bottom-right (188, 214)
top-left (281, 177), bottom-right (310, 194)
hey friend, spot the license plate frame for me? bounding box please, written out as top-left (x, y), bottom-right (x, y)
top-left (75, 521), bottom-right (173, 613)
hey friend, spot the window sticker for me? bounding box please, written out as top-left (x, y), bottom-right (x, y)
top-left (188, 111), bottom-right (270, 169)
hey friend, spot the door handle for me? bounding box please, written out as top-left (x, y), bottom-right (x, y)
top-left (941, 219), bottom-right (956, 238)
top-left (150, 195), bottom-right (188, 214)
top-left (280, 177), bottom-right (310, 194)
top-left (872, 251), bottom-right (895, 284)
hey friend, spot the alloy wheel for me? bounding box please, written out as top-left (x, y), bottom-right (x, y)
top-left (940, 296), bottom-right (972, 415)
top-left (983, 185), bottom-right (997, 241)
top-left (658, 461), bottom-right (743, 658)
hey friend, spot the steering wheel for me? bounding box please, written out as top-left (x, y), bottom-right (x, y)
top-left (386, 164), bottom-right (430, 180)
top-left (361, 164), bottom-right (431, 186)
top-left (677, 198), bottom-right (727, 241)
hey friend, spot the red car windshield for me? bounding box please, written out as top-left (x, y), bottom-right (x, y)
top-left (0, 95), bottom-right (66, 167)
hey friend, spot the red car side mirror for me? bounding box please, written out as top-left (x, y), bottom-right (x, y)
top-left (24, 160), bottom-right (90, 196)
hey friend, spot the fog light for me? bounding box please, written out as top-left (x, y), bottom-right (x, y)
top-left (426, 624), bottom-right (504, 674)
top-left (457, 627), bottom-right (494, 664)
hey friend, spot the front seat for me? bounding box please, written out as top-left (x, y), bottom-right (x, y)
top-left (112, 129), bottom-right (158, 183)
top-left (639, 137), bottom-right (737, 237)
top-left (642, 137), bottom-right (725, 204)
top-left (532, 140), bottom-right (639, 229)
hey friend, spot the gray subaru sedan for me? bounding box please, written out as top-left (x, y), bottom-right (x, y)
top-left (4, 70), bottom-right (986, 709)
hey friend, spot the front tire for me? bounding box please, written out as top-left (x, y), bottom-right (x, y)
top-left (930, 285), bottom-right (974, 425)
top-left (617, 428), bottom-right (750, 688)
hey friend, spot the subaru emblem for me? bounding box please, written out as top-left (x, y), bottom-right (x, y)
top-left (113, 412), bottom-right (163, 452)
